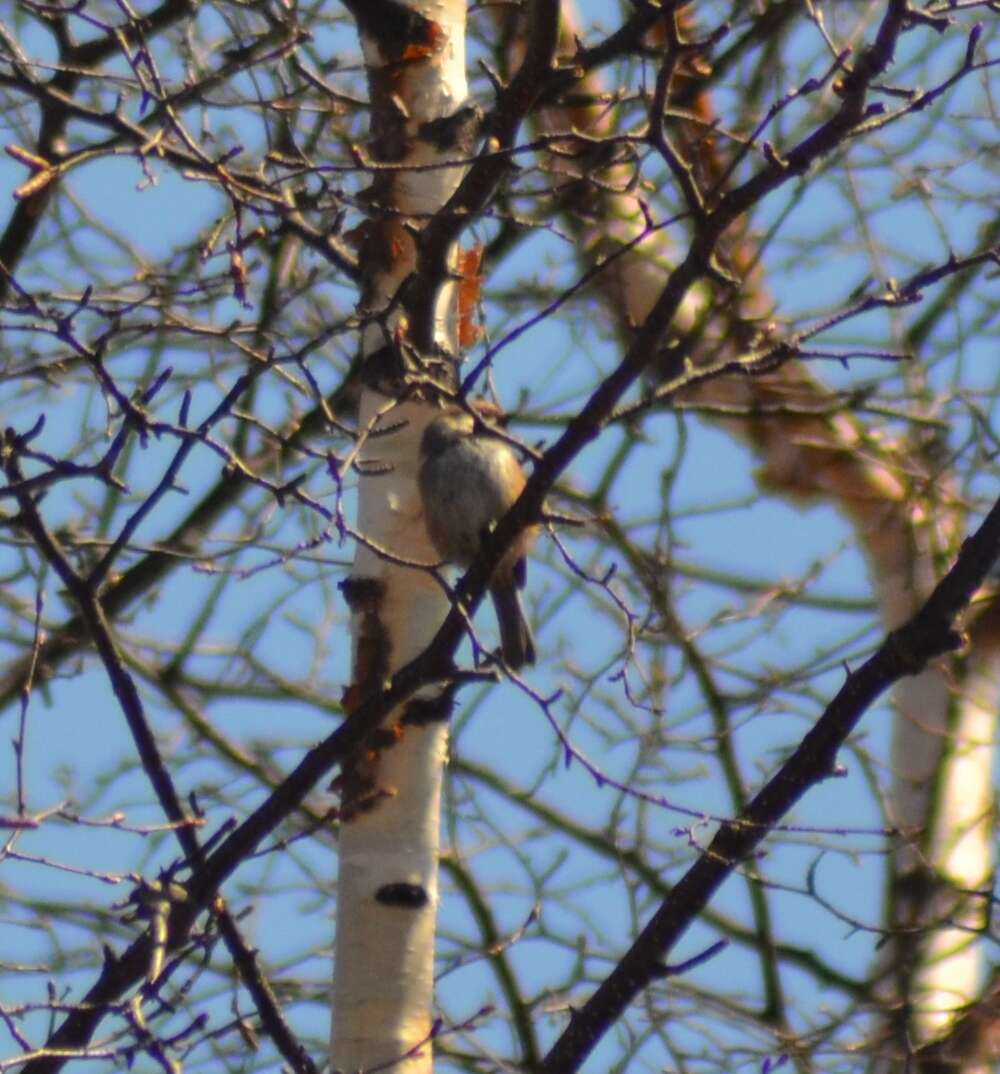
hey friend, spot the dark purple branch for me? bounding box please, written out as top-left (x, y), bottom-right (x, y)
top-left (539, 491), bottom-right (1000, 1073)
top-left (408, 0), bottom-right (562, 350)
top-left (3, 435), bottom-right (318, 1074)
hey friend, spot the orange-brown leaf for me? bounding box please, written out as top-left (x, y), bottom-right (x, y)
top-left (458, 244), bottom-right (485, 348)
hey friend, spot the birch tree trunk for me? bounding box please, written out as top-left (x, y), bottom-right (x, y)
top-left (332, 4), bottom-right (468, 1071)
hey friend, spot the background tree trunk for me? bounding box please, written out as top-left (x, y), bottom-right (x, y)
top-left (332, 3), bottom-right (469, 1071)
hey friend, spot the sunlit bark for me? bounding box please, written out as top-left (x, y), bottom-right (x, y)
top-left (333, 3), bottom-right (468, 1071)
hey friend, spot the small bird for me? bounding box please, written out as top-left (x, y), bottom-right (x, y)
top-left (418, 407), bottom-right (537, 669)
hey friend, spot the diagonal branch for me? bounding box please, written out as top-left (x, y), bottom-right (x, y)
top-left (539, 490), bottom-right (1000, 1074)
top-left (3, 437), bottom-right (317, 1074)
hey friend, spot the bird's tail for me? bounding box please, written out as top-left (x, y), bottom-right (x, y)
top-left (490, 583), bottom-right (536, 670)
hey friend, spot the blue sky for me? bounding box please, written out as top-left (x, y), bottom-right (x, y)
top-left (0, 3), bottom-right (997, 1071)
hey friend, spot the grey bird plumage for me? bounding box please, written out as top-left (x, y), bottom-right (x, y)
top-left (418, 410), bottom-right (536, 669)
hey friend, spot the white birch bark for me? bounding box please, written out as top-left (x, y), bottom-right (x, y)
top-left (869, 511), bottom-right (996, 1058)
top-left (914, 662), bottom-right (998, 1046)
top-left (332, 4), bottom-right (469, 1072)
